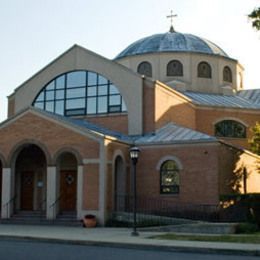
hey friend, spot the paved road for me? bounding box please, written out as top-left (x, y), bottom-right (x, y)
top-left (0, 239), bottom-right (258, 260)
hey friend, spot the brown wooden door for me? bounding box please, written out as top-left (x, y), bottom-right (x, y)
top-left (60, 171), bottom-right (77, 211)
top-left (21, 171), bottom-right (34, 210)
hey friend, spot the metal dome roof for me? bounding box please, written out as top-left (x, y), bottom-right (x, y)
top-left (115, 31), bottom-right (228, 59)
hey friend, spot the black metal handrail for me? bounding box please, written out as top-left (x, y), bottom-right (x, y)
top-left (3, 195), bottom-right (16, 218)
top-left (49, 194), bottom-right (63, 218)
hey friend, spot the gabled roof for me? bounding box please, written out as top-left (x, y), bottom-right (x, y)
top-left (181, 91), bottom-right (260, 110)
top-left (135, 122), bottom-right (217, 145)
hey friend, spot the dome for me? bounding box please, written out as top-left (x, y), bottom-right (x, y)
top-left (115, 31), bottom-right (228, 59)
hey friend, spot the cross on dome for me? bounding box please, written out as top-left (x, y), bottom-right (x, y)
top-left (166, 10), bottom-right (177, 33)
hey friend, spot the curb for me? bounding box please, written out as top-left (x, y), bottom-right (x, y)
top-left (0, 235), bottom-right (259, 257)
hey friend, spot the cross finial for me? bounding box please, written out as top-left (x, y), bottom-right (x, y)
top-left (166, 10), bottom-right (177, 33)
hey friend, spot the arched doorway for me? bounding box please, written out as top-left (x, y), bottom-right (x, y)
top-left (57, 152), bottom-right (77, 213)
top-left (15, 144), bottom-right (47, 211)
top-left (114, 156), bottom-right (127, 211)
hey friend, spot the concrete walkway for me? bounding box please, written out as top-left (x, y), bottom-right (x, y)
top-left (0, 224), bottom-right (259, 256)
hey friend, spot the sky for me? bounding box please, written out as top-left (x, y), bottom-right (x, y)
top-left (0, 0), bottom-right (259, 121)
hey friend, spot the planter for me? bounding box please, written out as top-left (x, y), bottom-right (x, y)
top-left (83, 214), bottom-right (97, 228)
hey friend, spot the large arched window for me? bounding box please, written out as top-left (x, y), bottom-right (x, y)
top-left (223, 66), bottom-right (232, 83)
top-left (215, 120), bottom-right (246, 138)
top-left (160, 160), bottom-right (180, 194)
top-left (167, 60), bottom-right (183, 76)
top-left (137, 61), bottom-right (152, 77)
top-left (33, 71), bottom-right (127, 116)
top-left (198, 61), bottom-right (211, 78)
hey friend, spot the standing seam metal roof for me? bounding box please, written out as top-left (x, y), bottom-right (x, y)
top-left (181, 91), bottom-right (260, 109)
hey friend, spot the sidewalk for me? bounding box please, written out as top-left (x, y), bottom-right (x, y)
top-left (0, 224), bottom-right (259, 256)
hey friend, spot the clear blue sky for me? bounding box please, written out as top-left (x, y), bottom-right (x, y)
top-left (0, 0), bottom-right (259, 121)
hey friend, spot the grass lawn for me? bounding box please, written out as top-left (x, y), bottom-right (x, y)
top-left (151, 233), bottom-right (260, 244)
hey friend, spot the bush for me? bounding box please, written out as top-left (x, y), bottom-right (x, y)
top-left (235, 222), bottom-right (259, 234)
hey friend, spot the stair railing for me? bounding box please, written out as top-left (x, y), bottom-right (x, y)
top-left (49, 193), bottom-right (62, 219)
top-left (3, 195), bottom-right (16, 218)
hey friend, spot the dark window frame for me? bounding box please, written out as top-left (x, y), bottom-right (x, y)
top-left (160, 160), bottom-right (180, 195)
top-left (215, 120), bottom-right (246, 138)
top-left (167, 60), bottom-right (183, 76)
top-left (137, 61), bottom-right (152, 77)
top-left (198, 61), bottom-right (212, 78)
top-left (223, 66), bottom-right (232, 83)
top-left (33, 70), bottom-right (127, 116)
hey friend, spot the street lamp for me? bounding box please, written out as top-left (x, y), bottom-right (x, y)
top-left (129, 146), bottom-right (140, 236)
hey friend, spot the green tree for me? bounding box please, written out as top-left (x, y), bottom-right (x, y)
top-left (249, 122), bottom-right (260, 155)
top-left (248, 7), bottom-right (260, 31)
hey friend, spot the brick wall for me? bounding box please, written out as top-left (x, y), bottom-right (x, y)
top-left (196, 108), bottom-right (260, 149)
top-left (135, 143), bottom-right (220, 205)
top-left (154, 83), bottom-right (196, 130)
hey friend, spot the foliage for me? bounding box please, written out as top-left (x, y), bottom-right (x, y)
top-left (249, 122), bottom-right (260, 155)
top-left (235, 222), bottom-right (259, 234)
top-left (248, 7), bottom-right (260, 31)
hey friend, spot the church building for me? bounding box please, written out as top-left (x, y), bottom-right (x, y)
top-left (0, 23), bottom-right (260, 225)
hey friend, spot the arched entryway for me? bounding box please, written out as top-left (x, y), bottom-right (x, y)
top-left (57, 152), bottom-right (77, 213)
top-left (15, 144), bottom-right (47, 211)
top-left (114, 155), bottom-right (127, 211)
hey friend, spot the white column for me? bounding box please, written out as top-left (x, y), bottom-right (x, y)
top-left (76, 165), bottom-right (83, 219)
top-left (98, 140), bottom-right (107, 226)
top-left (46, 166), bottom-right (57, 219)
top-left (1, 168), bottom-right (12, 219)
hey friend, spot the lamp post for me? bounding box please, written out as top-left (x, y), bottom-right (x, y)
top-left (129, 146), bottom-right (140, 236)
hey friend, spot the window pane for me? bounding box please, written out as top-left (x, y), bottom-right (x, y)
top-left (122, 100), bottom-right (127, 111)
top-left (109, 95), bottom-right (120, 105)
top-left (67, 71), bottom-right (86, 88)
top-left (46, 81), bottom-right (55, 90)
top-left (56, 75), bottom-right (65, 89)
top-left (87, 97), bottom-right (96, 114)
top-left (56, 90), bottom-right (64, 99)
top-left (98, 75), bottom-right (108, 85)
top-left (34, 102), bottom-right (44, 109)
top-left (46, 101), bottom-right (54, 112)
top-left (46, 90), bottom-right (55, 100)
top-left (66, 87), bottom-right (85, 98)
top-left (110, 85), bottom-right (119, 94)
top-left (55, 100), bottom-right (64, 115)
top-left (98, 96), bottom-right (107, 113)
top-left (88, 86), bottom-right (97, 96)
top-left (66, 98), bottom-right (85, 109)
top-left (98, 85), bottom-right (108, 96)
top-left (65, 109), bottom-right (85, 116)
top-left (36, 92), bottom-right (44, 102)
top-left (88, 72), bottom-right (97, 86)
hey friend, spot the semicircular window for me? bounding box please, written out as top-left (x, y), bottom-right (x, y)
top-left (33, 71), bottom-right (127, 116)
top-left (215, 120), bottom-right (246, 138)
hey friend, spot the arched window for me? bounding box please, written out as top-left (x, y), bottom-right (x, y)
top-left (167, 60), bottom-right (183, 76)
top-left (215, 120), bottom-right (246, 138)
top-left (137, 62), bottom-right (152, 77)
top-left (160, 160), bottom-right (180, 194)
top-left (223, 66), bottom-right (232, 83)
top-left (198, 61), bottom-right (211, 78)
top-left (33, 70), bottom-right (127, 116)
